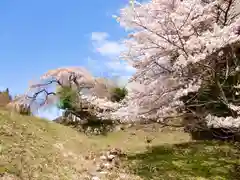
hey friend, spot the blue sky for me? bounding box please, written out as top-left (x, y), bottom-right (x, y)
top-left (0, 0), bottom-right (135, 119)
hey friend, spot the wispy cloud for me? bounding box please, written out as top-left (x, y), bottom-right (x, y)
top-left (89, 31), bottom-right (135, 77)
top-left (91, 31), bottom-right (125, 57)
top-left (97, 41), bottom-right (125, 56)
top-left (91, 32), bottom-right (109, 42)
top-left (106, 61), bottom-right (135, 73)
top-left (113, 75), bottom-right (132, 87)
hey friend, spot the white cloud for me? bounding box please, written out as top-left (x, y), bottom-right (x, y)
top-left (106, 61), bottom-right (135, 73)
top-left (115, 76), bottom-right (132, 87)
top-left (86, 57), bottom-right (103, 71)
top-left (96, 41), bottom-right (125, 56)
top-left (91, 32), bottom-right (109, 42)
top-left (89, 31), bottom-right (136, 80)
top-left (91, 31), bottom-right (125, 57)
top-left (125, 64), bottom-right (136, 73)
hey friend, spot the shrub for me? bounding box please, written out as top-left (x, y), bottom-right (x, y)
top-left (110, 87), bottom-right (128, 102)
top-left (56, 86), bottom-right (80, 111)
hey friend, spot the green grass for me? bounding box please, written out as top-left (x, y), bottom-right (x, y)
top-left (0, 109), bottom-right (239, 180)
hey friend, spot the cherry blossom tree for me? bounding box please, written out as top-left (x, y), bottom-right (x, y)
top-left (14, 0), bottom-right (240, 134)
top-left (6, 95), bottom-right (31, 115)
top-left (113, 0), bottom-right (240, 131)
top-left (24, 67), bottom-right (95, 110)
top-left (21, 67), bottom-right (122, 121)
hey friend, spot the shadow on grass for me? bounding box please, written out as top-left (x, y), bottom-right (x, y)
top-left (124, 141), bottom-right (240, 180)
top-left (189, 129), bottom-right (240, 142)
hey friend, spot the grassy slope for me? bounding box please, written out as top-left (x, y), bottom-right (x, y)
top-left (0, 109), bottom-right (239, 180)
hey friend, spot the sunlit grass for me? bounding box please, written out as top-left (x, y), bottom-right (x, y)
top-left (0, 109), bottom-right (239, 180)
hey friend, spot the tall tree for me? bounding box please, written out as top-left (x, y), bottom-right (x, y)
top-left (113, 0), bottom-right (240, 129)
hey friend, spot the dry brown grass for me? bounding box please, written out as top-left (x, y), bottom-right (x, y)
top-left (0, 109), bottom-right (239, 180)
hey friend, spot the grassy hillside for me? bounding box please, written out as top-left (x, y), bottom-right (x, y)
top-left (0, 109), bottom-right (239, 180)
